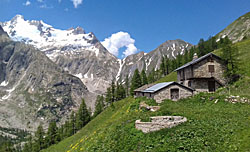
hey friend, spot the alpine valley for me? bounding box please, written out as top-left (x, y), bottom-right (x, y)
top-left (0, 10), bottom-right (250, 152)
top-left (0, 15), bottom-right (192, 132)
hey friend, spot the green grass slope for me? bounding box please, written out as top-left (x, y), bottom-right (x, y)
top-left (156, 72), bottom-right (177, 83)
top-left (215, 39), bottom-right (250, 98)
top-left (44, 95), bottom-right (250, 152)
top-left (44, 39), bottom-right (250, 152)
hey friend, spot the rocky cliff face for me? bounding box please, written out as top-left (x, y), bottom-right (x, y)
top-left (117, 39), bottom-right (192, 82)
top-left (0, 15), bottom-right (120, 95)
top-left (0, 27), bottom-right (94, 131)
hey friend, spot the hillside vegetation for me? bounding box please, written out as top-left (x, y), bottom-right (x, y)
top-left (217, 12), bottom-right (250, 42)
top-left (44, 39), bottom-right (250, 152)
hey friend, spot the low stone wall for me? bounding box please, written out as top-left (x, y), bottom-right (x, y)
top-left (135, 116), bottom-right (187, 133)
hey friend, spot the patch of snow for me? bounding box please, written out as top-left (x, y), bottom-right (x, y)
top-left (138, 56), bottom-right (143, 61)
top-left (146, 57), bottom-right (152, 71)
top-left (127, 62), bottom-right (134, 65)
top-left (116, 59), bottom-right (124, 81)
top-left (172, 43), bottom-right (176, 50)
top-left (172, 50), bottom-right (176, 59)
top-left (74, 73), bottom-right (83, 79)
top-left (84, 73), bottom-right (88, 78)
top-left (186, 44), bottom-right (189, 48)
top-left (0, 81), bottom-right (8, 87)
top-left (1, 85), bottom-right (17, 100)
top-left (2, 16), bottom-right (100, 59)
top-left (91, 73), bottom-right (94, 79)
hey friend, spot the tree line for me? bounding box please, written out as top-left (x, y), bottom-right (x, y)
top-left (20, 99), bottom-right (91, 152)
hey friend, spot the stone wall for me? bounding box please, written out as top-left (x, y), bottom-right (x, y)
top-left (153, 85), bottom-right (193, 103)
top-left (193, 57), bottom-right (226, 84)
top-left (135, 116), bottom-right (187, 133)
top-left (190, 79), bottom-right (221, 93)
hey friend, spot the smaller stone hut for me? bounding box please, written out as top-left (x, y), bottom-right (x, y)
top-left (134, 82), bottom-right (194, 103)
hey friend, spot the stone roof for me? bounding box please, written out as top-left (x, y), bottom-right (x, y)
top-left (174, 53), bottom-right (222, 71)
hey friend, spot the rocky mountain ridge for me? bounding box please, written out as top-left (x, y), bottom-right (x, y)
top-left (1, 15), bottom-right (192, 94)
top-left (0, 26), bottom-right (94, 131)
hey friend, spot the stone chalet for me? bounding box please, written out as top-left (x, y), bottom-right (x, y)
top-left (175, 53), bottom-right (226, 93)
top-left (134, 82), bottom-right (194, 103)
top-left (134, 53), bottom-right (226, 103)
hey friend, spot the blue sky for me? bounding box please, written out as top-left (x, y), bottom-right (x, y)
top-left (1, 0), bottom-right (250, 58)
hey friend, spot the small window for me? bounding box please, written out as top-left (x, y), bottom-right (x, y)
top-left (208, 65), bottom-right (215, 72)
top-left (188, 81), bottom-right (191, 87)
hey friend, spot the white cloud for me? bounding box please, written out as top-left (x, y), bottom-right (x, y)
top-left (37, 0), bottom-right (43, 2)
top-left (23, 0), bottom-right (31, 6)
top-left (58, 0), bottom-right (62, 3)
top-left (71, 0), bottom-right (83, 8)
top-left (101, 31), bottom-right (138, 57)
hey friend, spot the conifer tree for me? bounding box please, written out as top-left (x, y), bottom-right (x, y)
top-left (34, 124), bottom-right (45, 151)
top-left (176, 53), bottom-right (183, 67)
top-left (147, 70), bottom-right (155, 83)
top-left (125, 75), bottom-right (129, 97)
top-left (211, 36), bottom-right (217, 50)
top-left (184, 49), bottom-right (189, 64)
top-left (171, 58), bottom-right (177, 70)
top-left (198, 38), bottom-right (206, 57)
top-left (46, 121), bottom-right (58, 146)
top-left (221, 36), bottom-right (239, 82)
top-left (188, 47), bottom-right (195, 61)
top-left (62, 120), bottom-right (70, 138)
top-left (76, 99), bottom-right (90, 131)
top-left (160, 57), bottom-right (166, 76)
top-left (141, 69), bottom-right (148, 85)
top-left (111, 81), bottom-right (116, 103)
top-left (93, 95), bottom-right (105, 118)
top-left (22, 136), bottom-right (32, 152)
top-left (68, 111), bottom-right (76, 136)
top-left (165, 57), bottom-right (170, 74)
top-left (130, 69), bottom-right (142, 96)
top-left (105, 87), bottom-right (112, 104)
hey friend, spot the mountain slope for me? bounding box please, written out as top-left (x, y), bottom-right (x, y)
top-left (117, 39), bottom-right (192, 82)
top-left (0, 26), bottom-right (94, 131)
top-left (0, 15), bottom-right (192, 93)
top-left (44, 96), bottom-right (250, 152)
top-left (0, 15), bottom-right (120, 95)
top-left (217, 12), bottom-right (250, 43)
top-left (44, 37), bottom-right (250, 152)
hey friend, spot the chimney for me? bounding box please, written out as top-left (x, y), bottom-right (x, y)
top-left (193, 53), bottom-right (198, 60)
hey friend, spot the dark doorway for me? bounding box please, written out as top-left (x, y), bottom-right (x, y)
top-left (208, 81), bottom-right (215, 92)
top-left (171, 89), bottom-right (179, 100)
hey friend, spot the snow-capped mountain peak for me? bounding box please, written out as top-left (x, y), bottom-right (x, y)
top-left (0, 15), bottom-right (100, 59)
